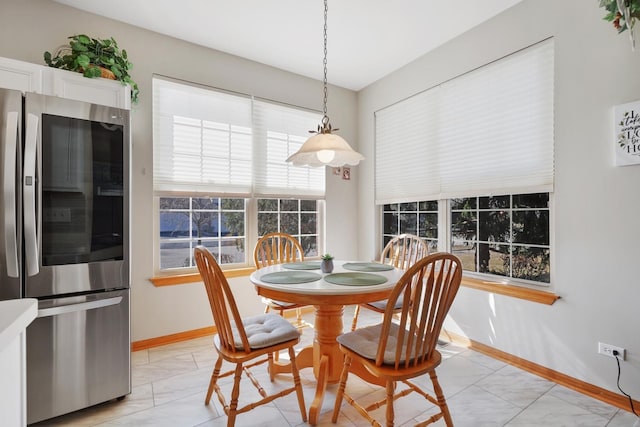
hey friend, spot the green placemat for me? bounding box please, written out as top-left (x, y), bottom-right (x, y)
top-left (283, 261), bottom-right (322, 270)
top-left (323, 272), bottom-right (388, 286)
top-left (260, 271), bottom-right (322, 284)
top-left (342, 262), bottom-right (394, 272)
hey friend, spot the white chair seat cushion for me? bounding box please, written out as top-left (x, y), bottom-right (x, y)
top-left (232, 313), bottom-right (300, 349)
top-left (337, 323), bottom-right (418, 365)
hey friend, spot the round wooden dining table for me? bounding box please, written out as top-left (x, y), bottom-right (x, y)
top-left (249, 260), bottom-right (405, 426)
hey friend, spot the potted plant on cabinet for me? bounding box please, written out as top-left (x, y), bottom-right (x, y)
top-left (321, 253), bottom-right (334, 273)
top-left (44, 34), bottom-right (139, 103)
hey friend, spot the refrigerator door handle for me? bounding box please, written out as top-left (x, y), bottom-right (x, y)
top-left (37, 296), bottom-right (123, 318)
top-left (24, 112), bottom-right (39, 276)
top-left (3, 111), bottom-right (19, 278)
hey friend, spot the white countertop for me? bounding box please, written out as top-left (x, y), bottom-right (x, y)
top-left (0, 299), bottom-right (37, 350)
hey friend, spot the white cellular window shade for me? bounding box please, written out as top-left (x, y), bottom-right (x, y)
top-left (375, 39), bottom-right (554, 204)
top-left (153, 78), bottom-right (253, 195)
top-left (253, 100), bottom-right (325, 198)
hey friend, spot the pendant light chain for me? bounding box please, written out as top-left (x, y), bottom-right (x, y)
top-left (322, 0), bottom-right (328, 119)
top-left (285, 0), bottom-right (364, 167)
top-left (318, 0), bottom-right (334, 133)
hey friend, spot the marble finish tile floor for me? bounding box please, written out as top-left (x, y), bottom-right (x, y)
top-left (33, 307), bottom-right (638, 427)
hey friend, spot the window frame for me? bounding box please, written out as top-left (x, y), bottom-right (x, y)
top-left (152, 76), bottom-right (326, 276)
top-left (256, 198), bottom-right (323, 258)
top-left (449, 193), bottom-right (551, 287)
top-left (155, 196), bottom-right (325, 275)
top-left (380, 192), bottom-right (553, 289)
top-left (382, 201), bottom-right (439, 251)
top-left (157, 196), bottom-right (248, 271)
top-left (374, 40), bottom-right (555, 292)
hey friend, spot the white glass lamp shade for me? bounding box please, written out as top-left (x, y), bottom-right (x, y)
top-left (286, 133), bottom-right (364, 167)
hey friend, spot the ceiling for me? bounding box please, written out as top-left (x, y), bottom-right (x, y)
top-left (53, 0), bottom-right (522, 91)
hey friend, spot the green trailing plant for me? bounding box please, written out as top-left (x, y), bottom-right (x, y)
top-left (321, 253), bottom-right (334, 261)
top-left (600, 0), bottom-right (640, 32)
top-left (44, 34), bottom-right (139, 103)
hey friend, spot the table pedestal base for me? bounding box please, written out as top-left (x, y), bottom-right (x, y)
top-left (269, 304), bottom-right (384, 425)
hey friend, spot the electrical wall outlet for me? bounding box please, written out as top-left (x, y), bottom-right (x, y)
top-left (598, 342), bottom-right (625, 360)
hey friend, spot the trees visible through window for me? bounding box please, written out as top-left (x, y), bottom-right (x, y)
top-left (382, 201), bottom-right (438, 251)
top-left (258, 198), bottom-right (319, 257)
top-left (382, 193), bottom-right (550, 285)
top-left (451, 193), bottom-right (550, 284)
top-left (158, 196), bottom-right (321, 270)
top-left (159, 197), bottom-right (246, 269)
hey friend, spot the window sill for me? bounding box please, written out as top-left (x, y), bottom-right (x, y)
top-left (461, 276), bottom-right (560, 305)
top-left (149, 267), bottom-right (256, 287)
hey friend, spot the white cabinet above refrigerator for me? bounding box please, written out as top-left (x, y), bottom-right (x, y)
top-left (0, 56), bottom-right (131, 110)
top-left (0, 57), bottom-right (45, 94)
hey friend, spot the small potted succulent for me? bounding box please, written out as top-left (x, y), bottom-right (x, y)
top-left (321, 253), bottom-right (334, 273)
top-left (44, 34), bottom-right (140, 103)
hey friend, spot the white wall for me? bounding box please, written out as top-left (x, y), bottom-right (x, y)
top-left (0, 0), bottom-right (359, 341)
top-left (357, 0), bottom-right (640, 399)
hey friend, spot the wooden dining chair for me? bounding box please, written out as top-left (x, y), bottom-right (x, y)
top-left (332, 252), bottom-right (462, 427)
top-left (254, 232), bottom-right (312, 329)
top-left (194, 246), bottom-right (307, 427)
top-left (351, 233), bottom-right (428, 331)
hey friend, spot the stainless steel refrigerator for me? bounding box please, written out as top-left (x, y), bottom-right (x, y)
top-left (0, 88), bottom-right (131, 424)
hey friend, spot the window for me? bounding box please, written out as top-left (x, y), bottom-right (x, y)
top-left (382, 193), bottom-right (550, 286)
top-left (451, 193), bottom-right (550, 284)
top-left (382, 201), bottom-right (438, 251)
top-left (375, 40), bottom-right (554, 286)
top-left (258, 198), bottom-right (320, 257)
top-left (159, 197), bottom-right (246, 269)
top-left (153, 77), bottom-right (324, 272)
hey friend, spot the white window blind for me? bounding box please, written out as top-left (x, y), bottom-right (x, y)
top-left (375, 39), bottom-right (554, 204)
top-left (153, 78), bottom-right (325, 198)
top-left (253, 100), bottom-right (324, 198)
top-left (153, 78), bottom-right (253, 195)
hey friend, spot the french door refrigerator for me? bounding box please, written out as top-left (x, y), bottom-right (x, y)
top-left (0, 88), bottom-right (131, 424)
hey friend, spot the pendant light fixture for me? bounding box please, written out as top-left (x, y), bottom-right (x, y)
top-left (286, 0), bottom-right (364, 168)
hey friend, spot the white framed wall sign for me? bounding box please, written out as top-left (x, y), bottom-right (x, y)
top-left (614, 100), bottom-right (640, 166)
